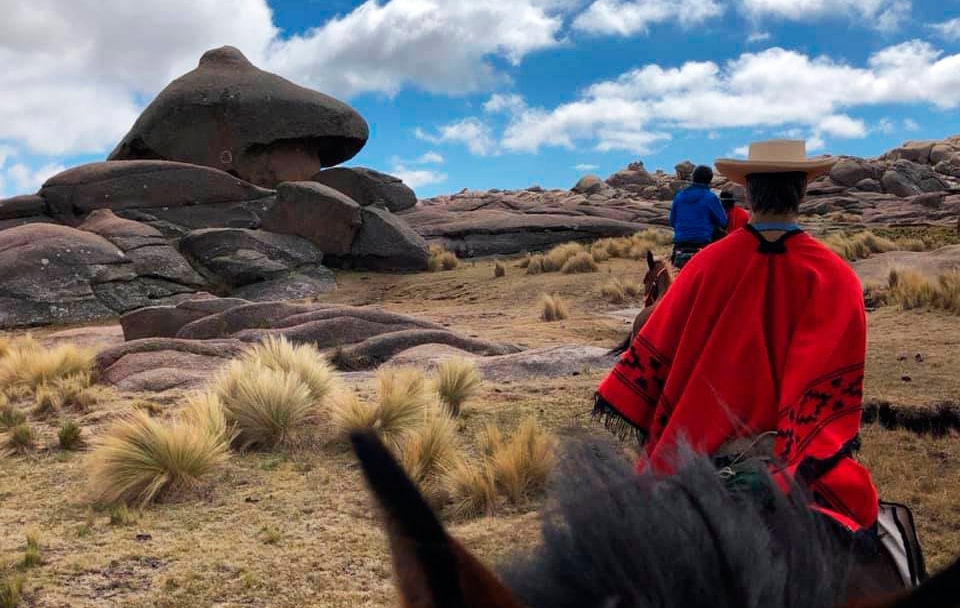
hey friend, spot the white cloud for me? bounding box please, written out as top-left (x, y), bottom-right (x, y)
top-left (737, 0), bottom-right (911, 31)
top-left (2, 161), bottom-right (66, 195)
top-left (747, 31), bottom-right (772, 43)
top-left (930, 17), bottom-right (960, 40)
top-left (416, 118), bottom-right (498, 156)
top-left (495, 41), bottom-right (960, 154)
top-left (573, 0), bottom-right (724, 36)
top-left (903, 118), bottom-right (920, 131)
top-left (414, 151), bottom-right (445, 165)
top-left (389, 164), bottom-right (448, 189)
top-left (574, 163), bottom-right (599, 171)
top-left (484, 93), bottom-right (528, 115)
top-left (806, 134), bottom-right (826, 151)
top-left (877, 118), bottom-right (896, 134)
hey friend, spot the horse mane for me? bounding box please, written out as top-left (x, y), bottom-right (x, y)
top-left (497, 437), bottom-right (847, 608)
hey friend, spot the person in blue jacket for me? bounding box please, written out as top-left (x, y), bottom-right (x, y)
top-left (668, 165), bottom-right (726, 269)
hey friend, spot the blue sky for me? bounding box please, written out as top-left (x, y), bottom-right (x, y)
top-left (2, 0), bottom-right (960, 199)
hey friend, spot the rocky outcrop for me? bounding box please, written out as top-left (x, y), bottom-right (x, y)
top-left (310, 167), bottom-right (417, 213)
top-left (341, 206), bottom-right (430, 270)
top-left (262, 181), bottom-right (362, 254)
top-left (0, 194), bottom-right (53, 231)
top-left (852, 246), bottom-right (960, 284)
top-left (95, 338), bottom-right (247, 392)
top-left (0, 224), bottom-right (194, 328)
top-left (332, 329), bottom-right (521, 370)
top-left (571, 175), bottom-right (608, 195)
top-left (39, 160), bottom-right (273, 219)
top-left (108, 46), bottom-right (369, 187)
top-left (120, 296), bottom-right (248, 341)
top-left (606, 161), bottom-right (657, 189)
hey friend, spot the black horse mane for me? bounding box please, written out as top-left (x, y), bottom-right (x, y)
top-left (497, 438), bottom-right (849, 608)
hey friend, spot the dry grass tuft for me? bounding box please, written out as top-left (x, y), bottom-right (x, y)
top-left (21, 531), bottom-right (41, 569)
top-left (55, 374), bottom-right (100, 412)
top-left (444, 460), bottom-right (498, 519)
top-left (32, 386), bottom-right (61, 419)
top-left (494, 261), bottom-right (506, 278)
top-left (475, 423), bottom-right (504, 460)
top-left (1, 423), bottom-right (35, 457)
top-left (234, 336), bottom-right (336, 403)
top-left (86, 400), bottom-right (232, 506)
top-left (623, 278), bottom-right (642, 298)
top-left (885, 267), bottom-right (960, 314)
top-left (525, 255), bottom-right (544, 275)
top-left (539, 293), bottom-right (569, 322)
top-left (823, 231), bottom-right (897, 261)
top-left (561, 251), bottom-right (599, 274)
top-left (214, 365), bottom-right (317, 450)
top-left (398, 412), bottom-right (459, 500)
top-left (427, 245), bottom-right (459, 272)
top-left (543, 243), bottom-right (585, 272)
top-left (0, 341), bottom-right (94, 397)
top-left (491, 418), bottom-right (554, 505)
top-left (433, 358), bottom-right (481, 416)
top-left (331, 367), bottom-right (436, 448)
top-left (0, 572), bottom-right (24, 608)
top-left (590, 243), bottom-right (611, 262)
top-left (0, 401), bottom-right (26, 432)
top-left (58, 420), bottom-right (85, 451)
top-left (601, 279), bottom-right (627, 303)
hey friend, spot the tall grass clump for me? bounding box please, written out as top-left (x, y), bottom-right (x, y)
top-left (21, 531), bottom-right (41, 569)
top-left (398, 412), bottom-right (459, 501)
top-left (0, 401), bottom-right (26, 432)
top-left (561, 251), bottom-right (599, 274)
top-left (887, 267), bottom-right (940, 311)
top-left (543, 243), bottom-right (586, 272)
top-left (494, 261), bottom-right (506, 278)
top-left (601, 279), bottom-right (627, 303)
top-left (0, 341), bottom-right (94, 397)
top-left (331, 367), bottom-right (435, 448)
top-left (823, 231), bottom-right (896, 261)
top-left (539, 293), bottom-right (569, 321)
top-left (444, 460), bottom-right (498, 519)
top-left (525, 255), bottom-right (544, 275)
top-left (0, 572), bottom-right (24, 608)
top-left (211, 336), bottom-right (336, 449)
top-left (936, 270), bottom-right (960, 313)
top-left (491, 418), bottom-right (554, 505)
top-left (1, 423), bottom-right (35, 457)
top-left (86, 398), bottom-right (232, 506)
top-left (427, 245), bottom-right (459, 271)
top-left (433, 358), bottom-right (481, 417)
top-left (58, 421), bottom-right (85, 451)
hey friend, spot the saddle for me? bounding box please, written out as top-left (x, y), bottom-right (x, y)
top-left (712, 434), bottom-right (927, 588)
top-left (671, 241), bottom-right (707, 270)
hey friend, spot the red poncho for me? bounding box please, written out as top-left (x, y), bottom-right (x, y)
top-left (726, 206), bottom-right (750, 233)
top-left (596, 226), bottom-right (878, 531)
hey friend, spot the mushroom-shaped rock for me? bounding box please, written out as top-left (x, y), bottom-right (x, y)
top-left (108, 46), bottom-right (369, 187)
top-left (310, 167), bottom-right (418, 213)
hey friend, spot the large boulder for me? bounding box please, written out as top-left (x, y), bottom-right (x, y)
top-left (95, 338), bottom-right (247, 392)
top-left (232, 269), bottom-right (336, 302)
top-left (310, 167), bottom-right (417, 213)
top-left (829, 158), bottom-right (882, 187)
top-left (178, 228), bottom-right (326, 287)
top-left (881, 170), bottom-right (921, 198)
top-left (0, 194), bottom-right (46, 219)
top-left (261, 181), bottom-right (361, 254)
top-left (883, 140), bottom-right (938, 164)
top-left (120, 296), bottom-right (248, 341)
top-left (606, 161), bottom-right (657, 188)
top-left (39, 160), bottom-right (272, 218)
top-left (108, 46), bottom-right (369, 187)
top-left (341, 206), bottom-right (430, 271)
top-left (78, 210), bottom-right (205, 288)
top-left (0, 224), bottom-right (191, 328)
top-left (571, 175), bottom-right (608, 195)
top-left (674, 161), bottom-right (695, 181)
top-left (332, 329), bottom-right (520, 370)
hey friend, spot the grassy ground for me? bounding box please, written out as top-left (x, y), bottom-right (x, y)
top-left (1, 253), bottom-right (958, 607)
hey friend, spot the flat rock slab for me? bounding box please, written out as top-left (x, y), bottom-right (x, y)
top-left (475, 345), bottom-right (615, 382)
top-left (852, 246), bottom-right (960, 284)
top-left (95, 338), bottom-right (247, 393)
top-left (39, 325), bottom-right (126, 351)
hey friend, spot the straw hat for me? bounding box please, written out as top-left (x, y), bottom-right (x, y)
top-left (714, 140), bottom-right (837, 186)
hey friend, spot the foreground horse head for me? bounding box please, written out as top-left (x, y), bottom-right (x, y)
top-left (610, 252), bottom-right (674, 356)
top-left (351, 430), bottom-right (960, 608)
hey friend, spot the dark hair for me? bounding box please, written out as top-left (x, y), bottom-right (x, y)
top-left (720, 190), bottom-right (735, 207)
top-left (745, 172), bottom-right (807, 214)
top-left (692, 165), bottom-right (714, 185)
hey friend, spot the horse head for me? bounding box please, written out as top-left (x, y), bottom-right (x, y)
top-left (352, 430), bottom-right (960, 608)
top-left (642, 251), bottom-right (674, 308)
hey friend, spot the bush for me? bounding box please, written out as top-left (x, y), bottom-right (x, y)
top-left (601, 279), bottom-right (626, 304)
top-left (331, 367), bottom-right (435, 448)
top-left (58, 421), bottom-right (85, 451)
top-left (561, 251), bottom-right (599, 274)
top-left (0, 342), bottom-right (94, 397)
top-left (87, 402), bottom-right (231, 506)
top-left (525, 255), bottom-right (544, 275)
top-left (1, 423), bottom-right (35, 457)
top-left (494, 261), bottom-right (506, 278)
top-left (540, 293), bottom-right (569, 322)
top-left (491, 418), bottom-right (554, 505)
top-left (433, 357), bottom-right (481, 417)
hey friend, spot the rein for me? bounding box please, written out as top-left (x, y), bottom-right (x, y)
top-left (644, 266), bottom-right (670, 307)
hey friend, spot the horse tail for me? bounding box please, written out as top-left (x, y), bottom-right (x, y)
top-left (608, 334), bottom-right (631, 356)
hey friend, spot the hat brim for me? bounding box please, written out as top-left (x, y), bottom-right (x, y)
top-left (714, 158), bottom-right (837, 186)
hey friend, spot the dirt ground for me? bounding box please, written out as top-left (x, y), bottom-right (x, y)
top-left (1, 255), bottom-right (958, 607)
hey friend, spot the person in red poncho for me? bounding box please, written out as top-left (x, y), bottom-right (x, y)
top-left (594, 140), bottom-right (879, 535)
top-left (721, 190), bottom-right (750, 234)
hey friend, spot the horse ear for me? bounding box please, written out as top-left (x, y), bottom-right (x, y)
top-left (839, 556), bottom-right (960, 608)
top-left (646, 250), bottom-right (656, 271)
top-left (350, 431), bottom-right (523, 608)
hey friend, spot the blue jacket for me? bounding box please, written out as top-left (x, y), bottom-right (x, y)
top-left (669, 184), bottom-right (727, 244)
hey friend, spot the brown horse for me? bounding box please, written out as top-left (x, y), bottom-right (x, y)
top-left (610, 250), bottom-right (675, 356)
top-left (351, 430), bottom-right (959, 608)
